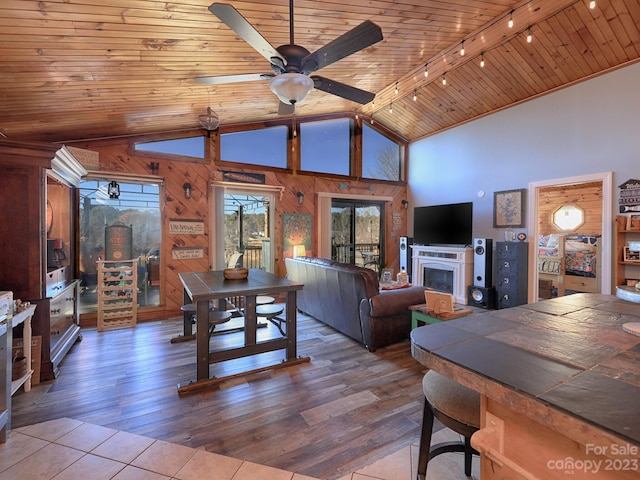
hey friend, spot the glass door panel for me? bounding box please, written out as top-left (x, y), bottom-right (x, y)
top-left (78, 179), bottom-right (161, 313)
top-left (331, 200), bottom-right (383, 272)
top-left (331, 202), bottom-right (353, 264)
top-left (223, 191), bottom-right (273, 272)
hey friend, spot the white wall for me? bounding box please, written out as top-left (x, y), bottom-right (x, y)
top-left (408, 61), bottom-right (640, 241)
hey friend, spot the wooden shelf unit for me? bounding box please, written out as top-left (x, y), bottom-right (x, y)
top-left (97, 260), bottom-right (138, 332)
top-left (615, 215), bottom-right (640, 287)
top-left (10, 305), bottom-right (37, 396)
top-left (1, 304), bottom-right (37, 442)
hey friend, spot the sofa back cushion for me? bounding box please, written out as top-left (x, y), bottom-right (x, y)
top-left (285, 257), bottom-right (380, 342)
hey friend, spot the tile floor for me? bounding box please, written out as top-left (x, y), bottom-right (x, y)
top-left (0, 418), bottom-right (479, 480)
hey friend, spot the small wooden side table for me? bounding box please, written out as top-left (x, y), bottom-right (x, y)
top-left (409, 303), bottom-right (472, 329)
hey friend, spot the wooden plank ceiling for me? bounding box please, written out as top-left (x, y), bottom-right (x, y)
top-left (1, 0), bottom-right (639, 144)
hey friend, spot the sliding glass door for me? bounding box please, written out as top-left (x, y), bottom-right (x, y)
top-left (331, 200), bottom-right (383, 273)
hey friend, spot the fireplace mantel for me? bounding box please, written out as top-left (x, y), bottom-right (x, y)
top-left (411, 245), bottom-right (473, 304)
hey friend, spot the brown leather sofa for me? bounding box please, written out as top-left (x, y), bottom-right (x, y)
top-left (285, 256), bottom-right (426, 351)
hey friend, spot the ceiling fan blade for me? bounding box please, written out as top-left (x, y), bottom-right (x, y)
top-left (278, 101), bottom-right (295, 115)
top-left (311, 76), bottom-right (375, 104)
top-left (302, 21), bottom-right (383, 72)
top-left (209, 3), bottom-right (285, 65)
top-left (195, 73), bottom-right (273, 85)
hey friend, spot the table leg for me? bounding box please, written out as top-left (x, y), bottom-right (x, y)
top-left (244, 295), bottom-right (257, 346)
top-left (170, 289), bottom-right (197, 343)
top-left (196, 299), bottom-right (210, 382)
top-left (285, 290), bottom-right (297, 360)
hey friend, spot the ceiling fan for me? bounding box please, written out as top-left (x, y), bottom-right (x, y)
top-left (196, 1), bottom-right (383, 114)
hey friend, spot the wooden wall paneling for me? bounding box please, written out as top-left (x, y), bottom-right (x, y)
top-left (3, 1), bottom-right (640, 143)
top-left (0, 164), bottom-right (43, 301)
top-left (538, 182), bottom-right (603, 235)
top-left (70, 137), bottom-right (407, 322)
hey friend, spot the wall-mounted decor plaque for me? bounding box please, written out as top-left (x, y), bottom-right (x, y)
top-left (172, 247), bottom-right (204, 260)
top-left (169, 219), bottom-right (204, 235)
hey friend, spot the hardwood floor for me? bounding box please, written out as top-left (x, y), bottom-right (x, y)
top-left (11, 312), bottom-right (430, 480)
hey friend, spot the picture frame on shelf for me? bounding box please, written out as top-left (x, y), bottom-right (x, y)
top-left (493, 188), bottom-right (526, 228)
top-left (380, 268), bottom-right (393, 284)
top-left (623, 246), bottom-right (640, 263)
top-left (627, 214), bottom-right (640, 231)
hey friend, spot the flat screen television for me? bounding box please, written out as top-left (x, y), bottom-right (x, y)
top-left (413, 202), bottom-right (473, 247)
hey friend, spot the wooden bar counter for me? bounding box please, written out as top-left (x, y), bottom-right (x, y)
top-left (411, 293), bottom-right (640, 479)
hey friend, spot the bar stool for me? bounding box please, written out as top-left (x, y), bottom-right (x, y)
top-left (207, 310), bottom-right (232, 338)
top-left (180, 303), bottom-right (231, 339)
top-left (256, 295), bottom-right (275, 305)
top-left (180, 303), bottom-right (201, 325)
top-left (256, 304), bottom-right (285, 335)
top-left (417, 370), bottom-right (480, 480)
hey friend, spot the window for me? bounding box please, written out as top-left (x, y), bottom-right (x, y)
top-left (553, 204), bottom-right (584, 231)
top-left (78, 179), bottom-right (161, 313)
top-left (134, 136), bottom-right (205, 158)
top-left (362, 123), bottom-right (401, 181)
top-left (220, 126), bottom-right (288, 168)
top-left (300, 118), bottom-right (352, 175)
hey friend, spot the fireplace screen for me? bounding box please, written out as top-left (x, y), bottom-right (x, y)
top-left (423, 266), bottom-right (454, 294)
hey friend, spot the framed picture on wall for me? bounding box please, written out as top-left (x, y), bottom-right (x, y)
top-left (282, 213), bottom-right (312, 258)
top-left (493, 189), bottom-right (526, 228)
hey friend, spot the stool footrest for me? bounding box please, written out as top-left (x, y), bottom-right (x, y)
top-left (428, 440), bottom-right (476, 460)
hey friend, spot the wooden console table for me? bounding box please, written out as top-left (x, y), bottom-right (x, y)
top-left (411, 293), bottom-right (640, 479)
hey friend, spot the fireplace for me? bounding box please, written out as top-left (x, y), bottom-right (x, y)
top-left (423, 266), bottom-right (454, 294)
top-left (411, 245), bottom-right (473, 304)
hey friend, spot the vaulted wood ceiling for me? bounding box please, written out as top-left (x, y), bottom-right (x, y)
top-left (1, 0), bottom-right (639, 144)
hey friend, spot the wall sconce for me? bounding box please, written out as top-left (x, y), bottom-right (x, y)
top-left (296, 191), bottom-right (304, 205)
top-left (149, 162), bottom-right (159, 175)
top-left (402, 199), bottom-right (409, 210)
top-left (183, 183), bottom-right (192, 199)
top-left (108, 180), bottom-right (120, 199)
top-left (292, 245), bottom-right (306, 258)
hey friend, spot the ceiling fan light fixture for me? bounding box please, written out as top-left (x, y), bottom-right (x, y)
top-left (270, 73), bottom-right (314, 105)
top-left (199, 106), bottom-right (220, 131)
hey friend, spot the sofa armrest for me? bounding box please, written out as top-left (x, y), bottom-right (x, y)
top-left (368, 286), bottom-right (426, 317)
top-left (359, 286), bottom-right (426, 351)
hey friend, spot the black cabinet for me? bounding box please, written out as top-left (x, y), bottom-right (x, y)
top-left (496, 241), bottom-right (528, 309)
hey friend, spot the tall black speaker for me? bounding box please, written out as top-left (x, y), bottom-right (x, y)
top-left (473, 238), bottom-right (493, 288)
top-left (399, 236), bottom-right (413, 280)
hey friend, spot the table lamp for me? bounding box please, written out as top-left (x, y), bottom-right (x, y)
top-left (292, 245), bottom-right (306, 257)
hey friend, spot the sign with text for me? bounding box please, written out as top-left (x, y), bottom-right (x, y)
top-left (169, 219), bottom-right (205, 235)
top-left (172, 247), bottom-right (204, 260)
top-left (67, 146), bottom-right (100, 169)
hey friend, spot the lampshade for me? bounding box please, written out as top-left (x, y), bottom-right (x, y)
top-left (270, 73), bottom-right (314, 105)
top-left (292, 245), bottom-right (306, 258)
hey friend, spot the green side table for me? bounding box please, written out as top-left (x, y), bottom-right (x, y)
top-left (411, 309), bottom-right (442, 329)
top-left (409, 303), bottom-right (474, 329)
